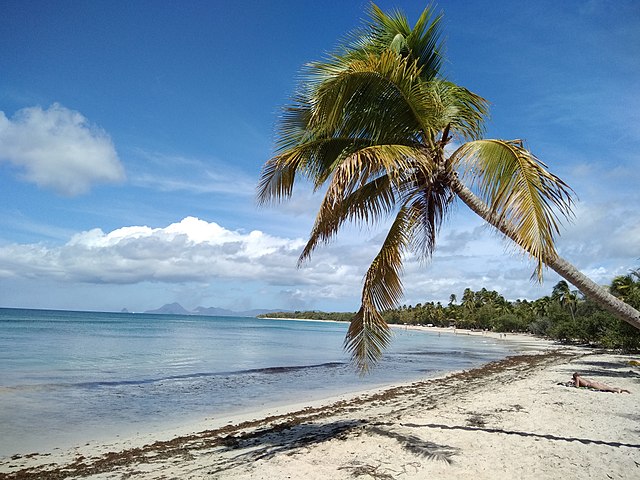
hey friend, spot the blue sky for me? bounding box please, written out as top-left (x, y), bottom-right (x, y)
top-left (0, 0), bottom-right (638, 313)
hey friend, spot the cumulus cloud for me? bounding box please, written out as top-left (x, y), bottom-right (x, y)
top-left (0, 103), bottom-right (124, 195)
top-left (0, 217), bottom-right (310, 284)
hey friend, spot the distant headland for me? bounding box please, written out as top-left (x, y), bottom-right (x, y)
top-left (143, 302), bottom-right (289, 318)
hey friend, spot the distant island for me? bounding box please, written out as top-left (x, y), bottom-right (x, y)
top-left (258, 311), bottom-right (353, 322)
top-left (143, 302), bottom-right (290, 318)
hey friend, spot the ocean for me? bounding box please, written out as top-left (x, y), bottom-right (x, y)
top-left (0, 308), bottom-right (514, 457)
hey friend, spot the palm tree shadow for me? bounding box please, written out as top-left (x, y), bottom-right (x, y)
top-left (570, 360), bottom-right (640, 379)
top-left (402, 422), bottom-right (640, 449)
top-left (208, 420), bottom-right (362, 474)
top-left (208, 420), bottom-right (460, 475)
top-left (367, 425), bottom-right (459, 463)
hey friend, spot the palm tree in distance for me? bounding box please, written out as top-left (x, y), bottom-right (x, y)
top-left (610, 268), bottom-right (640, 307)
top-left (552, 280), bottom-right (579, 321)
top-left (258, 4), bottom-right (640, 371)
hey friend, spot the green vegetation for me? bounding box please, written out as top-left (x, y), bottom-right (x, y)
top-left (261, 270), bottom-right (640, 352)
top-left (258, 3), bottom-right (640, 370)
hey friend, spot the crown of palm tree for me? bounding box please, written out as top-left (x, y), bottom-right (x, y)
top-left (259, 3), bottom-right (576, 372)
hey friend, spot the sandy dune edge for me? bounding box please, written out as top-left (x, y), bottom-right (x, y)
top-left (1, 349), bottom-right (638, 479)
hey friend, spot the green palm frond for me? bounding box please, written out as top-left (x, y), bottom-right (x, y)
top-left (304, 51), bottom-right (486, 150)
top-left (257, 154), bottom-right (300, 204)
top-left (342, 3), bottom-right (444, 80)
top-left (299, 174), bottom-right (396, 265)
top-left (257, 136), bottom-right (377, 205)
top-left (259, 51), bottom-right (439, 206)
top-left (345, 206), bottom-right (413, 372)
top-left (345, 306), bottom-right (391, 375)
top-left (307, 51), bottom-right (430, 142)
top-left (274, 97), bottom-right (313, 152)
top-left (258, 61), bottom-right (454, 203)
top-left (404, 4), bottom-right (444, 77)
top-left (451, 139), bottom-right (575, 280)
top-left (425, 80), bottom-right (488, 141)
top-left (298, 143), bottom-right (430, 264)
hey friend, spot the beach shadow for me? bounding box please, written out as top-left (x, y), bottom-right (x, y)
top-left (402, 422), bottom-right (640, 449)
top-left (367, 425), bottom-right (458, 463)
top-left (207, 421), bottom-right (460, 475)
top-left (571, 369), bottom-right (640, 380)
top-left (207, 419), bottom-right (362, 474)
top-left (570, 360), bottom-right (640, 379)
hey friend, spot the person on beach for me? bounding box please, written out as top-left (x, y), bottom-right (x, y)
top-left (572, 373), bottom-right (630, 393)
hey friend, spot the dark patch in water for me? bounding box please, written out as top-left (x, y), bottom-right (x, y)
top-left (241, 362), bottom-right (344, 375)
top-left (74, 362), bottom-right (347, 389)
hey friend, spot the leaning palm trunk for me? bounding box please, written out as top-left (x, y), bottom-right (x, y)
top-left (451, 177), bottom-right (640, 330)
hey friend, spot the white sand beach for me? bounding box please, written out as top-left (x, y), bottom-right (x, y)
top-left (1, 336), bottom-right (638, 479)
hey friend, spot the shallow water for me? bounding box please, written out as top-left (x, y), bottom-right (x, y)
top-left (0, 308), bottom-right (513, 456)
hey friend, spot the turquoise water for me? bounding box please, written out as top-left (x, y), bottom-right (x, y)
top-left (0, 308), bottom-right (513, 456)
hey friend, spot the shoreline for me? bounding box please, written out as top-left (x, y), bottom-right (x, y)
top-left (0, 318), bottom-right (541, 462)
top-left (263, 315), bottom-right (550, 338)
top-left (263, 316), bottom-right (561, 348)
top-left (0, 326), bottom-right (519, 460)
top-left (3, 342), bottom-right (638, 479)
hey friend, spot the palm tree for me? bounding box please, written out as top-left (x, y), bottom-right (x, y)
top-left (611, 269), bottom-right (640, 308)
top-left (461, 288), bottom-right (475, 311)
top-left (533, 296), bottom-right (552, 318)
top-left (448, 293), bottom-right (457, 308)
top-left (551, 280), bottom-right (579, 321)
top-left (258, 4), bottom-right (640, 371)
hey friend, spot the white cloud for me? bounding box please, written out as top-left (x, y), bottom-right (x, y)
top-left (0, 217), bottom-right (374, 311)
top-left (555, 200), bottom-right (640, 266)
top-left (0, 217), bottom-right (310, 285)
top-left (0, 103), bottom-right (124, 195)
top-left (1, 201), bottom-right (637, 311)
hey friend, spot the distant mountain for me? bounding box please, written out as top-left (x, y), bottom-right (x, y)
top-left (192, 306), bottom-right (235, 316)
top-left (145, 302), bottom-right (192, 315)
top-left (143, 303), bottom-right (291, 318)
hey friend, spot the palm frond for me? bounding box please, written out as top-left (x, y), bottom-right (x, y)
top-left (259, 52), bottom-right (435, 207)
top-left (307, 51), bottom-right (429, 142)
top-left (423, 80), bottom-right (488, 141)
top-left (298, 143), bottom-right (429, 263)
top-left (345, 306), bottom-right (391, 375)
top-left (260, 29), bottom-right (484, 207)
top-left (256, 154), bottom-right (300, 205)
top-left (345, 206), bottom-right (412, 372)
top-left (451, 139), bottom-right (575, 280)
top-left (299, 174), bottom-right (395, 265)
top-left (307, 54), bottom-right (487, 148)
top-left (341, 3), bottom-right (445, 80)
top-left (258, 136), bottom-right (378, 205)
top-left (402, 174), bottom-right (454, 261)
top-left (329, 144), bottom-right (427, 191)
top-left (405, 4), bottom-right (444, 78)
